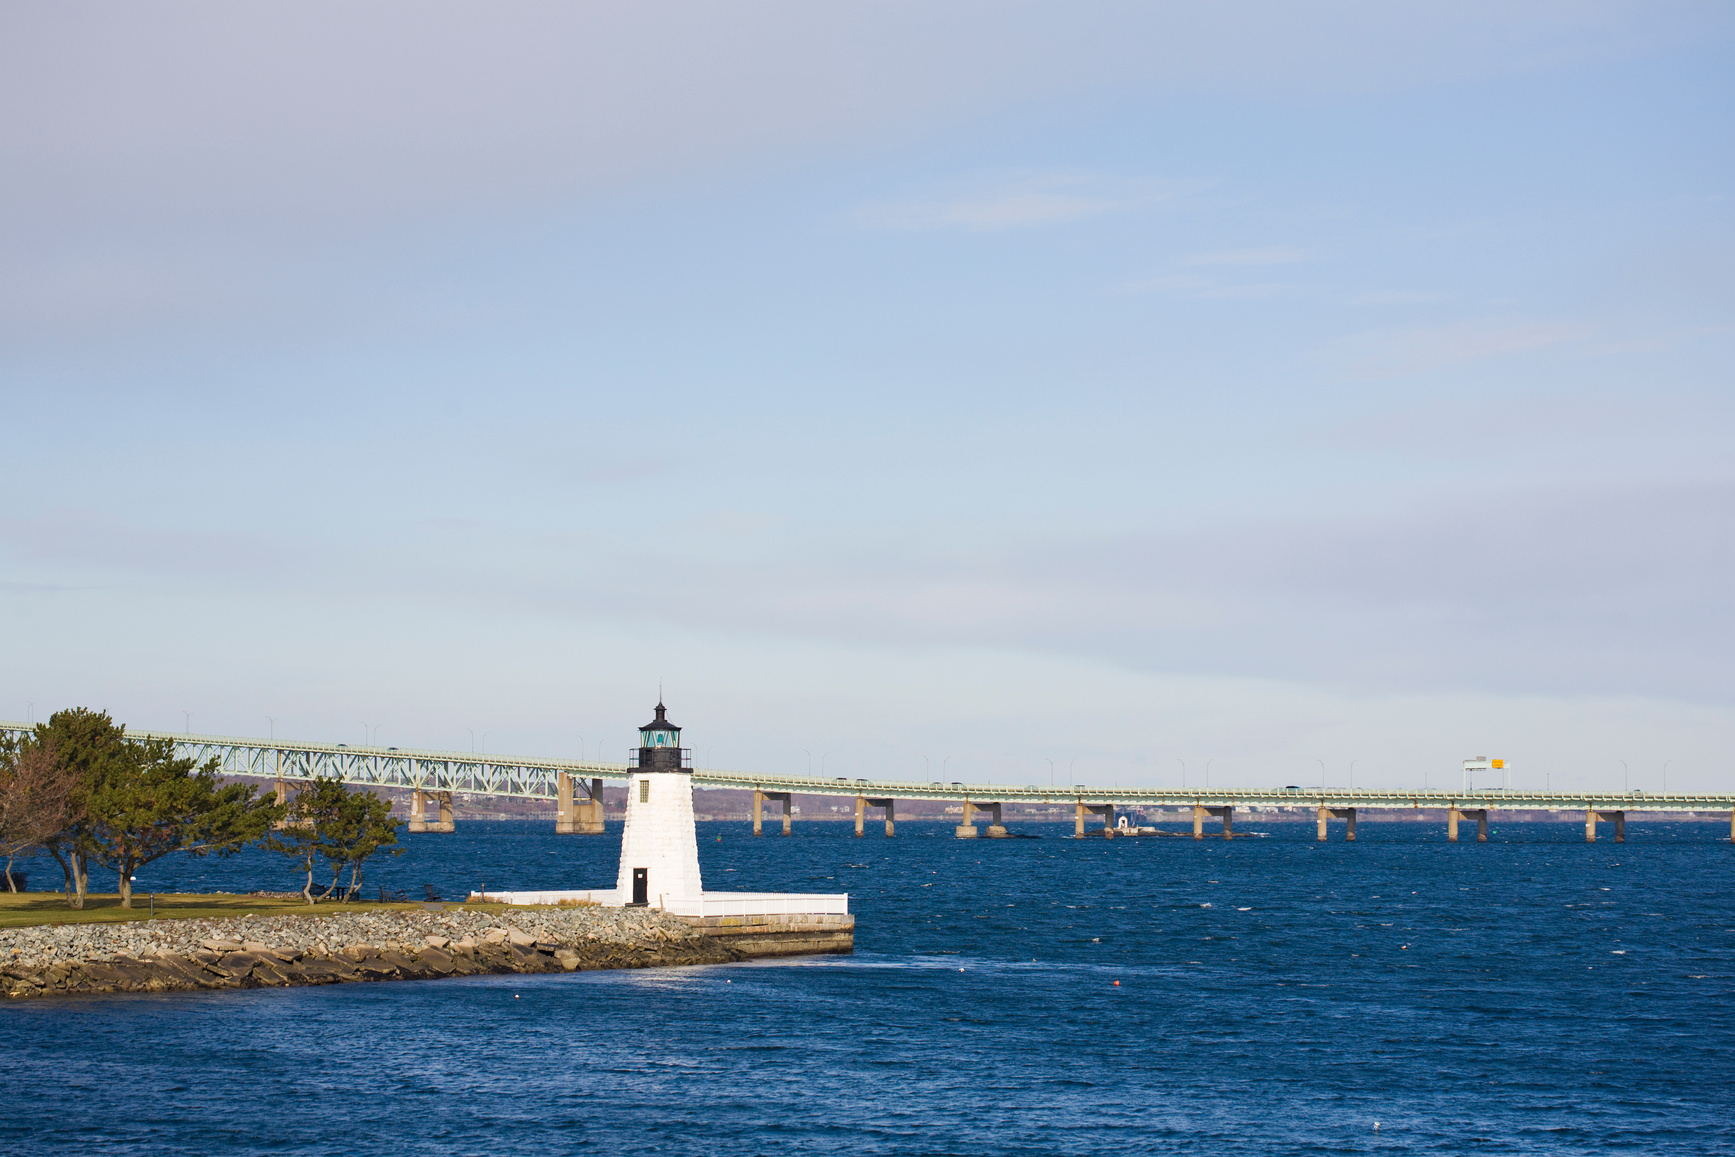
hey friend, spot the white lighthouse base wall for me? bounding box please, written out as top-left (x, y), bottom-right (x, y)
top-left (614, 768), bottom-right (706, 903)
top-left (468, 889), bottom-right (849, 917)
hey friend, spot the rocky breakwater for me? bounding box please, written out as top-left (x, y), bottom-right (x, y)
top-left (1, 907), bottom-right (741, 999)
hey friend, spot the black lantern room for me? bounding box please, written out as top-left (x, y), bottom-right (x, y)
top-left (635, 701), bottom-right (690, 771)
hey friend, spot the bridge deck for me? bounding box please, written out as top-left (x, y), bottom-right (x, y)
top-left (3, 723), bottom-right (1728, 813)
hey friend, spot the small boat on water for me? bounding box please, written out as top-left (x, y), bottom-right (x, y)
top-left (1092, 817), bottom-right (1269, 838)
top-left (1095, 817), bottom-right (1190, 838)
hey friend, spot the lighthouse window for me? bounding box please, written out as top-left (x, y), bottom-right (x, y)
top-left (639, 779), bottom-right (649, 803)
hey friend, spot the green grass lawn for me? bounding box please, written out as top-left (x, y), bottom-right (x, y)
top-left (0, 891), bottom-right (509, 929)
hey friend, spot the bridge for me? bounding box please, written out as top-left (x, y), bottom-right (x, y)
top-left (4, 721), bottom-right (1731, 843)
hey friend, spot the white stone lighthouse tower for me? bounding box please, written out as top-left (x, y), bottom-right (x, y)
top-left (476, 698), bottom-right (848, 920)
top-left (614, 701), bottom-right (704, 908)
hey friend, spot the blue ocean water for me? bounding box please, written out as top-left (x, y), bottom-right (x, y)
top-left (5, 819), bottom-right (1733, 1155)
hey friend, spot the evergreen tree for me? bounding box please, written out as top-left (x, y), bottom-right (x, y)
top-left (83, 734), bottom-right (282, 907)
top-left (312, 785), bottom-right (403, 902)
top-left (30, 708), bottom-right (129, 908)
top-left (266, 777), bottom-right (354, 904)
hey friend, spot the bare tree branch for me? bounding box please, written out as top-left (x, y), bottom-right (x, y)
top-left (0, 738), bottom-right (86, 892)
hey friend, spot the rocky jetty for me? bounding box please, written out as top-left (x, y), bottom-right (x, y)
top-left (1, 906), bottom-right (741, 999)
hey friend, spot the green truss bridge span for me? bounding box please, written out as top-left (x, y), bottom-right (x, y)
top-left (3, 722), bottom-right (1730, 843)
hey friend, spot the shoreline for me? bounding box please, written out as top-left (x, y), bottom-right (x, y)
top-left (1, 905), bottom-right (850, 1000)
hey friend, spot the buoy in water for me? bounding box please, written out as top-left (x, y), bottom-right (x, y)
top-left (1113, 980), bottom-right (1120, 986)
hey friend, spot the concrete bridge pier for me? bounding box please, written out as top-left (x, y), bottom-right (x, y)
top-left (1585, 809), bottom-right (1626, 842)
top-left (1075, 801), bottom-right (1114, 837)
top-left (272, 777), bottom-right (293, 830)
top-left (408, 789), bottom-right (453, 832)
top-left (854, 796), bottom-right (895, 837)
top-left (1192, 805), bottom-right (1234, 839)
top-left (269, 747), bottom-right (293, 830)
top-left (956, 800), bottom-right (1009, 837)
top-left (754, 790), bottom-right (793, 836)
top-left (556, 772), bottom-right (573, 832)
top-left (556, 772), bottom-right (606, 834)
top-left (1316, 806), bottom-right (1357, 841)
top-left (1448, 807), bottom-right (1488, 842)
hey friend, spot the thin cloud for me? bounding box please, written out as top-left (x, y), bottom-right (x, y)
top-left (1120, 243), bottom-right (1308, 297)
top-left (1120, 273), bottom-right (1296, 299)
top-left (850, 172), bottom-right (1203, 232)
top-left (0, 580), bottom-right (76, 595)
top-left (1584, 322), bottom-right (1731, 355)
top-left (1120, 273), bottom-right (1206, 294)
top-left (1351, 289), bottom-right (1451, 305)
top-left (1194, 282), bottom-right (1290, 299)
top-left (683, 509), bottom-right (781, 538)
top-left (1334, 318), bottom-right (1584, 378)
top-left (1308, 390), bottom-right (1658, 450)
top-left (1183, 245), bottom-right (1310, 266)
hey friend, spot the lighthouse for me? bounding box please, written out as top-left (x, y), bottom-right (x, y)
top-left (475, 698), bottom-right (847, 926)
top-left (614, 701), bottom-right (704, 908)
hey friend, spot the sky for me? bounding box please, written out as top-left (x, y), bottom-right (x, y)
top-left (2, 2), bottom-right (1731, 794)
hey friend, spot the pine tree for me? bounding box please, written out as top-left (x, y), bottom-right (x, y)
top-left (82, 734), bottom-right (282, 907)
